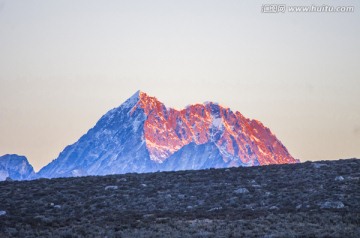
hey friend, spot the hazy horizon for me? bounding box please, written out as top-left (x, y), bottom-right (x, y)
top-left (1, 0), bottom-right (359, 171)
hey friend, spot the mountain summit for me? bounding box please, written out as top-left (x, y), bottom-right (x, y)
top-left (38, 91), bottom-right (298, 178)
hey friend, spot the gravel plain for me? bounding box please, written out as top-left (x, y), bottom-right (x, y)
top-left (0, 159), bottom-right (359, 237)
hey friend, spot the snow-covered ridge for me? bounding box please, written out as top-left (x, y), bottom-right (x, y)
top-left (134, 91), bottom-right (297, 165)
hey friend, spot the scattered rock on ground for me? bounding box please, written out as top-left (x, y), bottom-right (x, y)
top-left (312, 163), bottom-right (328, 169)
top-left (335, 176), bottom-right (345, 181)
top-left (320, 201), bottom-right (345, 209)
top-left (234, 188), bottom-right (249, 194)
top-left (105, 185), bottom-right (118, 190)
top-left (208, 206), bottom-right (222, 212)
top-left (178, 194), bottom-right (185, 199)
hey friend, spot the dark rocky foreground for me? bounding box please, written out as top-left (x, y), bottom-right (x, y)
top-left (0, 159), bottom-right (359, 238)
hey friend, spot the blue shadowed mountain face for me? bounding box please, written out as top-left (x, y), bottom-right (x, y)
top-left (38, 92), bottom-right (158, 178)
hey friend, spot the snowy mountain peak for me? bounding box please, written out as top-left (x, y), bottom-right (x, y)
top-left (121, 90), bottom-right (141, 109)
top-left (37, 91), bottom-right (298, 178)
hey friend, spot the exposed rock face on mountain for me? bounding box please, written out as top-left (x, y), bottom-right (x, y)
top-left (0, 154), bottom-right (35, 181)
top-left (38, 91), bottom-right (298, 178)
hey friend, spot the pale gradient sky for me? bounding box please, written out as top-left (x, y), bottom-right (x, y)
top-left (0, 0), bottom-right (359, 171)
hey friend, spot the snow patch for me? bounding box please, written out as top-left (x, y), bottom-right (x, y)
top-left (132, 117), bottom-right (143, 132)
top-left (105, 185), bottom-right (118, 190)
top-left (212, 117), bottom-right (223, 128)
